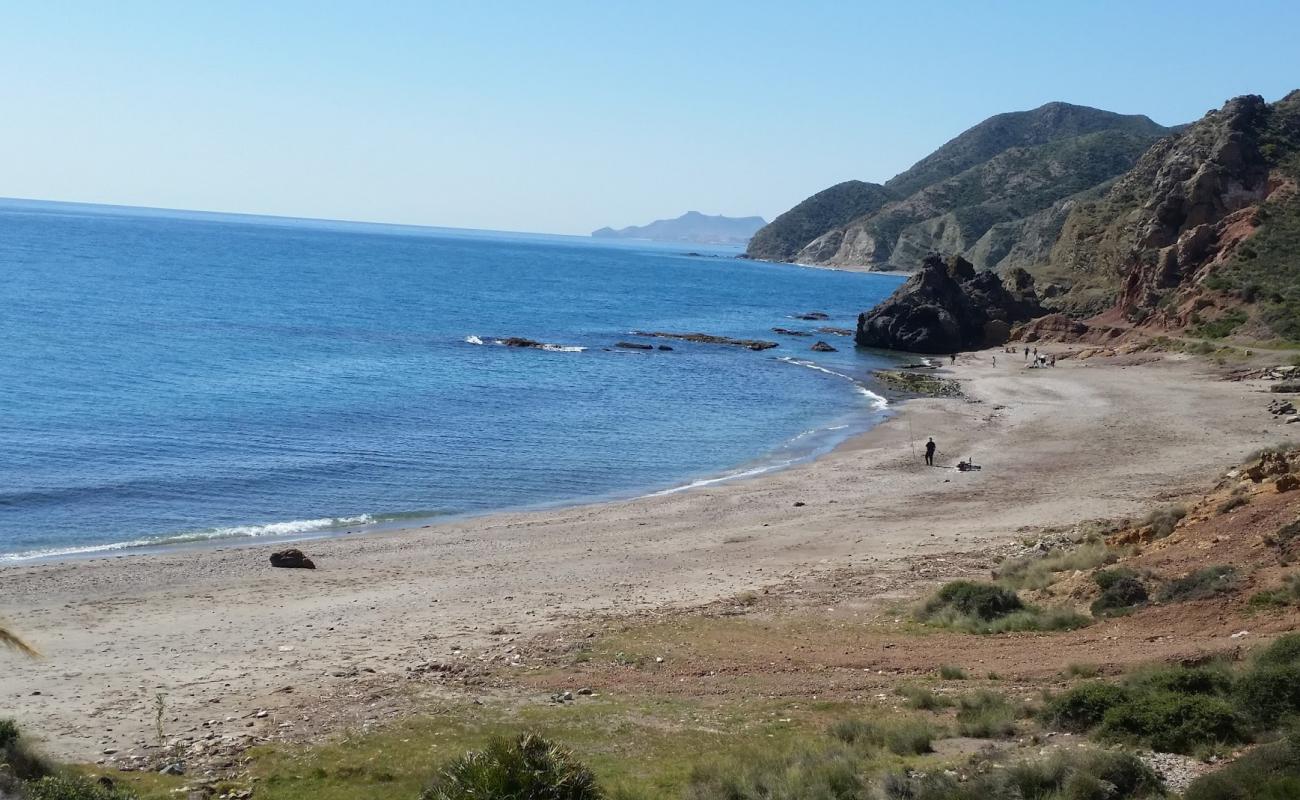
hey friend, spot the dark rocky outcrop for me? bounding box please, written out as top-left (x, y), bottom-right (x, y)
top-left (772, 327), bottom-right (812, 337)
top-left (631, 332), bottom-right (779, 351)
top-left (855, 255), bottom-right (1043, 353)
top-left (615, 341), bottom-right (654, 350)
top-left (810, 341), bottom-right (837, 352)
top-left (270, 549), bottom-right (315, 569)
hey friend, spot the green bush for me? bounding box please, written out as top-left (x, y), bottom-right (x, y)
top-left (0, 718), bottom-right (17, 749)
top-left (1255, 632), bottom-right (1300, 668)
top-left (24, 775), bottom-right (137, 800)
top-left (938, 665), bottom-right (966, 680)
top-left (1043, 681), bottom-right (1130, 732)
top-left (685, 741), bottom-right (867, 800)
top-left (1184, 725), bottom-right (1300, 800)
top-left (1096, 691), bottom-right (1243, 754)
top-left (1159, 565), bottom-right (1239, 602)
top-left (828, 715), bottom-right (937, 755)
top-left (1233, 664), bottom-right (1300, 725)
top-left (956, 690), bottom-right (1018, 738)
top-left (421, 734), bottom-right (601, 800)
top-left (923, 581), bottom-right (1023, 621)
top-left (1126, 664), bottom-right (1233, 697)
top-left (1091, 568), bottom-right (1149, 616)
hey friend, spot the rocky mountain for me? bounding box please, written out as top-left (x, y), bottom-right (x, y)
top-left (1037, 91), bottom-right (1300, 343)
top-left (856, 254), bottom-right (1042, 353)
top-left (747, 103), bottom-right (1173, 271)
top-left (744, 181), bottom-right (897, 262)
top-left (592, 211), bottom-right (766, 245)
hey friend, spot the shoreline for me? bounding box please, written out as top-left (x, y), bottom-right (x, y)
top-left (0, 366), bottom-right (892, 567)
top-left (1, 348), bottom-right (1285, 760)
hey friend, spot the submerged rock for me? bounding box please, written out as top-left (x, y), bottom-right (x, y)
top-left (615, 341), bottom-right (654, 350)
top-left (810, 341), bottom-right (837, 352)
top-left (270, 549), bottom-right (316, 569)
top-left (772, 327), bottom-right (812, 337)
top-left (632, 331), bottom-right (779, 351)
top-left (855, 254), bottom-right (1043, 353)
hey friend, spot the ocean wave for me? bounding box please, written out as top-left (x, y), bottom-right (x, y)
top-left (0, 514), bottom-right (377, 563)
top-left (777, 357), bottom-right (888, 411)
top-left (464, 335), bottom-right (485, 345)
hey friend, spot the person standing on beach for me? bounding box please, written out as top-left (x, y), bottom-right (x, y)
top-left (992, 355), bottom-right (997, 367)
top-left (924, 437), bottom-right (936, 466)
top-left (950, 353), bottom-right (956, 365)
top-left (1023, 346), bottom-right (1029, 361)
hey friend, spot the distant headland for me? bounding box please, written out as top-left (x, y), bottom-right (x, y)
top-left (592, 210), bottom-right (766, 245)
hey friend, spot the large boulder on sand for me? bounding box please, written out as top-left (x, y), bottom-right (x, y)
top-left (270, 548), bottom-right (316, 569)
top-left (855, 254), bottom-right (1044, 354)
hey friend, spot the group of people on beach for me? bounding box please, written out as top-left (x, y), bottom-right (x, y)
top-left (999, 344), bottom-right (1054, 368)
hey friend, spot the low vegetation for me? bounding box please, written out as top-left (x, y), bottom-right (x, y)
top-left (1157, 565), bottom-right (1238, 603)
top-left (1043, 634), bottom-right (1300, 755)
top-left (827, 715), bottom-right (939, 756)
top-left (919, 580), bottom-right (1089, 633)
top-left (1, 719), bottom-right (134, 800)
top-left (1183, 723), bottom-right (1300, 800)
top-left (955, 690), bottom-right (1019, 738)
top-left (1141, 504), bottom-right (1188, 538)
top-left (996, 540), bottom-right (1118, 590)
top-left (1249, 573), bottom-right (1300, 608)
top-left (1091, 567), bottom-right (1149, 616)
top-left (880, 748), bottom-right (1163, 800)
top-left (421, 734), bottom-right (599, 800)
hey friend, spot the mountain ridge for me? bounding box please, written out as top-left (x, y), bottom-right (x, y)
top-left (592, 210), bottom-right (766, 245)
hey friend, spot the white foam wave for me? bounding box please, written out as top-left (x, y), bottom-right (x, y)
top-left (465, 335), bottom-right (485, 345)
top-left (646, 460), bottom-right (798, 496)
top-left (539, 344), bottom-right (587, 352)
top-left (1, 514), bottom-right (376, 563)
top-left (777, 357), bottom-right (888, 411)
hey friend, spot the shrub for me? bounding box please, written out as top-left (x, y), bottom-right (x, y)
top-left (1276, 519), bottom-right (1300, 546)
top-left (1126, 664), bottom-right (1234, 697)
top-left (1255, 632), bottom-right (1300, 668)
top-left (1066, 663), bottom-right (1100, 678)
top-left (923, 582), bottom-right (1022, 622)
top-left (1142, 505), bottom-right (1188, 538)
top-left (897, 685), bottom-right (953, 711)
top-left (1096, 691), bottom-right (1243, 754)
top-left (937, 665), bottom-right (966, 680)
top-left (0, 718), bottom-right (17, 749)
top-left (0, 718), bottom-right (53, 786)
top-left (828, 715), bottom-right (937, 755)
top-left (1042, 682), bottom-right (1130, 732)
top-left (1184, 724), bottom-right (1300, 800)
top-left (421, 734), bottom-right (601, 800)
top-left (24, 776), bottom-right (137, 800)
top-left (1158, 565), bottom-right (1238, 602)
top-left (1091, 568), bottom-right (1149, 616)
top-left (685, 742), bottom-right (867, 800)
top-left (1233, 634), bottom-right (1300, 725)
top-left (956, 690), bottom-right (1018, 738)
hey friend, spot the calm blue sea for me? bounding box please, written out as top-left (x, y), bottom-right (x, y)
top-left (0, 199), bottom-right (905, 561)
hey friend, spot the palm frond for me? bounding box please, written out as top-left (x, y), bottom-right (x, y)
top-left (0, 624), bottom-right (39, 658)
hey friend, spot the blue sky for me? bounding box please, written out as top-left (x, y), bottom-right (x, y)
top-left (2, 1), bottom-right (1297, 234)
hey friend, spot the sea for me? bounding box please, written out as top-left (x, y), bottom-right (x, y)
top-left (0, 198), bottom-right (906, 562)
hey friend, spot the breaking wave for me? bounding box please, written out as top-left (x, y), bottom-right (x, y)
top-left (777, 357), bottom-right (888, 411)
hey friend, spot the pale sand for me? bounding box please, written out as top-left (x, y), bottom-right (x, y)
top-left (0, 350), bottom-right (1283, 759)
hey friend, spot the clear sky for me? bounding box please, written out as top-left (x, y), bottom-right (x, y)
top-left (2, 1), bottom-right (1297, 235)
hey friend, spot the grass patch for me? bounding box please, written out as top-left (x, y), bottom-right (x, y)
top-left (1141, 504), bottom-right (1188, 538)
top-left (996, 540), bottom-right (1118, 590)
top-left (1249, 575), bottom-right (1300, 609)
top-left (937, 665), bottom-right (966, 680)
top-left (1065, 663), bottom-right (1101, 679)
top-left (827, 714), bottom-right (939, 755)
top-left (684, 740), bottom-right (867, 800)
top-left (1217, 494), bottom-right (1250, 514)
top-left (1158, 565), bottom-right (1238, 602)
top-left (955, 690), bottom-right (1019, 738)
top-left (896, 685), bottom-right (953, 711)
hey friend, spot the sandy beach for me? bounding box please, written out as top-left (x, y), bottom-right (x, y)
top-left (0, 349), bottom-right (1283, 760)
